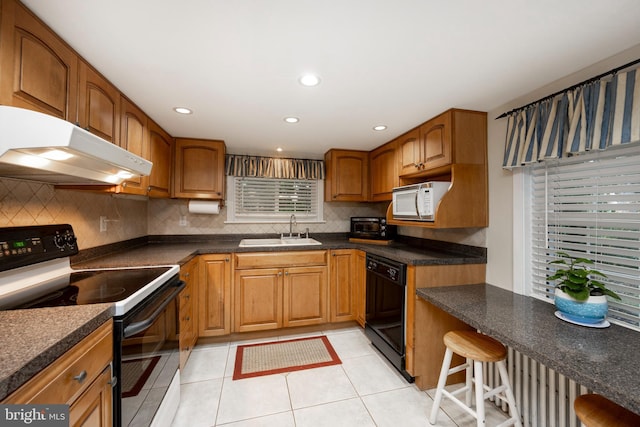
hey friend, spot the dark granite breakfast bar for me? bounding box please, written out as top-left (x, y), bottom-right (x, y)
top-left (416, 284), bottom-right (640, 415)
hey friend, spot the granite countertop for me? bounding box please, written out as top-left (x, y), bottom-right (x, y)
top-left (72, 234), bottom-right (487, 269)
top-left (416, 284), bottom-right (640, 414)
top-left (0, 304), bottom-right (113, 401)
top-left (0, 234), bottom-right (485, 401)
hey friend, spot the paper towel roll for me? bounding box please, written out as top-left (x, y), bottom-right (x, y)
top-left (188, 200), bottom-right (220, 215)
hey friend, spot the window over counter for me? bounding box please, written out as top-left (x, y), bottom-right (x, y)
top-left (527, 143), bottom-right (640, 331)
top-left (226, 176), bottom-right (324, 223)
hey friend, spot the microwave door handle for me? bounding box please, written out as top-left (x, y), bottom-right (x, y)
top-left (414, 192), bottom-right (422, 219)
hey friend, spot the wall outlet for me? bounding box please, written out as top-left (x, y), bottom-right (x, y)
top-left (100, 216), bottom-right (108, 232)
top-left (179, 215), bottom-right (187, 226)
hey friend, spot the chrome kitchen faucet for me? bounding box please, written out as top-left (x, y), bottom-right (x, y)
top-left (289, 214), bottom-right (297, 237)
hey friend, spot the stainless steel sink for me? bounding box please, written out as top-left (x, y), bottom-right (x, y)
top-left (238, 237), bottom-right (322, 247)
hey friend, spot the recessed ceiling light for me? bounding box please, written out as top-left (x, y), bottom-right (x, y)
top-left (299, 74), bottom-right (321, 87)
top-left (173, 107), bottom-right (193, 115)
top-left (373, 125), bottom-right (387, 131)
top-left (276, 147), bottom-right (283, 152)
top-left (284, 117), bottom-right (299, 123)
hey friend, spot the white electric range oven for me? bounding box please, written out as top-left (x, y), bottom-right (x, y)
top-left (0, 224), bottom-right (184, 427)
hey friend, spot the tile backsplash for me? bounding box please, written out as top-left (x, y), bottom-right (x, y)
top-left (0, 178), bottom-right (485, 249)
top-left (0, 178), bottom-right (147, 249)
top-left (147, 198), bottom-right (388, 235)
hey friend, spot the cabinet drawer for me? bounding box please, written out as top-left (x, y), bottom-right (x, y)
top-left (235, 251), bottom-right (327, 269)
top-left (3, 320), bottom-right (113, 405)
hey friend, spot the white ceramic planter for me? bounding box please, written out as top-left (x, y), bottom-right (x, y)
top-left (554, 288), bottom-right (608, 324)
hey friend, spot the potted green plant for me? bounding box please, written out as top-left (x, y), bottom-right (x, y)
top-left (547, 252), bottom-right (621, 324)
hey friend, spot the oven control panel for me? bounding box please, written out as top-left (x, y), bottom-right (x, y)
top-left (0, 224), bottom-right (78, 272)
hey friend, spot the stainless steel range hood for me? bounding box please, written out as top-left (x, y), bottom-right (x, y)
top-left (0, 106), bottom-right (153, 185)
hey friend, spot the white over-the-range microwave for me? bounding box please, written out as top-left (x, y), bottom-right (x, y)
top-left (392, 182), bottom-right (451, 221)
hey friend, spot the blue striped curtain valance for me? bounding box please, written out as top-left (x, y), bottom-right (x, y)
top-left (225, 154), bottom-right (325, 180)
top-left (503, 66), bottom-right (640, 169)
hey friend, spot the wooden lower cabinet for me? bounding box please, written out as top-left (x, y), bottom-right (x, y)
top-left (179, 258), bottom-right (199, 368)
top-left (69, 365), bottom-right (113, 427)
top-left (354, 250), bottom-right (366, 327)
top-left (2, 320), bottom-right (113, 427)
top-left (233, 251), bottom-right (328, 332)
top-left (234, 268), bottom-right (282, 332)
top-left (329, 249), bottom-right (356, 322)
top-left (283, 266), bottom-right (328, 327)
top-left (198, 254), bottom-right (231, 337)
top-left (406, 264), bottom-right (485, 389)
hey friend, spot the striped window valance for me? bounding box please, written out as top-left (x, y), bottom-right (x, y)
top-left (503, 66), bottom-right (640, 169)
top-left (225, 154), bottom-right (325, 179)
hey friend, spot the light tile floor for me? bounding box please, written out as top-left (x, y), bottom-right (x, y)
top-left (170, 326), bottom-right (509, 427)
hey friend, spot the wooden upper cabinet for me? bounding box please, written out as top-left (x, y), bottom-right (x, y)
top-left (399, 109), bottom-right (486, 177)
top-left (388, 109), bottom-right (488, 228)
top-left (369, 140), bottom-right (398, 201)
top-left (324, 149), bottom-right (369, 202)
top-left (147, 120), bottom-right (173, 198)
top-left (397, 128), bottom-right (421, 176)
top-left (173, 138), bottom-right (226, 199)
top-left (78, 61), bottom-right (120, 144)
top-left (0, 0), bottom-right (78, 120)
top-left (118, 97), bottom-right (149, 195)
top-left (420, 112), bottom-right (451, 171)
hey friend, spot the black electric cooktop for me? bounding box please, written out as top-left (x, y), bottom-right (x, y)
top-left (14, 267), bottom-right (172, 309)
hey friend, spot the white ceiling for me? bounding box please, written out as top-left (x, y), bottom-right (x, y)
top-left (22, 0), bottom-right (640, 159)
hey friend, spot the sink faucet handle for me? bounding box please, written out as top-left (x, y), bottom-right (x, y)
top-left (305, 228), bottom-right (309, 238)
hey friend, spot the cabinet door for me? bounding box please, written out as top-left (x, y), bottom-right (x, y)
top-left (283, 266), bottom-right (328, 327)
top-left (324, 150), bottom-right (369, 201)
top-left (354, 250), bottom-right (366, 328)
top-left (117, 97), bottom-right (149, 195)
top-left (234, 268), bottom-right (283, 332)
top-left (329, 249), bottom-right (356, 322)
top-left (78, 61), bottom-right (120, 144)
top-left (369, 140), bottom-right (398, 201)
top-left (179, 258), bottom-right (199, 368)
top-left (419, 112), bottom-right (451, 171)
top-left (0, 0), bottom-right (78, 120)
top-left (199, 254), bottom-right (231, 337)
top-left (147, 120), bottom-right (173, 198)
top-left (398, 128), bottom-right (421, 176)
top-left (173, 138), bottom-right (225, 199)
top-left (69, 365), bottom-right (112, 427)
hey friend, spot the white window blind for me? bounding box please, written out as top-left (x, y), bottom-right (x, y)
top-left (226, 176), bottom-right (323, 223)
top-left (530, 143), bottom-right (640, 331)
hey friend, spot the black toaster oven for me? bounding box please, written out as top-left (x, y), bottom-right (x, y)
top-left (350, 217), bottom-right (395, 240)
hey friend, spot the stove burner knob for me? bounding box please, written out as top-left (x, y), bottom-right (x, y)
top-left (54, 235), bottom-right (66, 249)
top-left (65, 234), bottom-right (77, 247)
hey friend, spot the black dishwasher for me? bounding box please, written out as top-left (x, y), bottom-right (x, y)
top-left (364, 253), bottom-right (413, 382)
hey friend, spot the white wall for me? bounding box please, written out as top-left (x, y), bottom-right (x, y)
top-left (485, 44), bottom-right (640, 290)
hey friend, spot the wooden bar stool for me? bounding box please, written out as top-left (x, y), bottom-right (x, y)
top-left (429, 330), bottom-right (521, 427)
top-left (574, 394), bottom-right (640, 427)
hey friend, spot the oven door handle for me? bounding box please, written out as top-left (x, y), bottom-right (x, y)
top-left (124, 280), bottom-right (185, 338)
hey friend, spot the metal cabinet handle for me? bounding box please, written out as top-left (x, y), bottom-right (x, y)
top-left (184, 272), bottom-right (190, 278)
top-left (185, 316), bottom-right (190, 321)
top-left (73, 370), bottom-right (88, 384)
top-left (225, 257), bottom-right (230, 262)
top-left (284, 271), bottom-right (289, 276)
top-left (108, 376), bottom-right (118, 387)
top-left (278, 271), bottom-right (283, 277)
